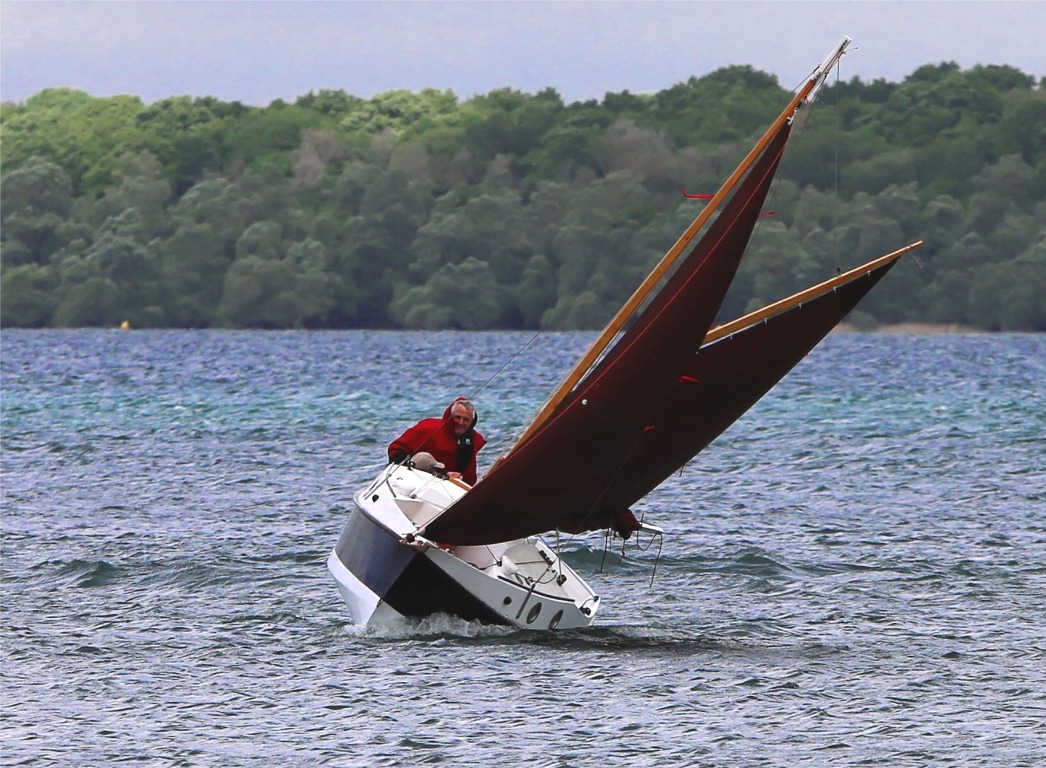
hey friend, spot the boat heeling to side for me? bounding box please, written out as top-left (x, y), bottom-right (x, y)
top-left (326, 37), bottom-right (923, 629)
top-left (327, 464), bottom-right (600, 630)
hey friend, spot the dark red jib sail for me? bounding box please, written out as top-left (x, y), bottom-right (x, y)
top-left (578, 248), bottom-right (913, 511)
top-left (427, 232), bottom-right (915, 545)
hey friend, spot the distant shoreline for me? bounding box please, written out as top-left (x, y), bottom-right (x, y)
top-left (1, 324), bottom-right (1035, 334)
top-left (834, 322), bottom-right (981, 334)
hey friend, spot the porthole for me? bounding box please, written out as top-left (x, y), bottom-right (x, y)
top-left (526, 603), bottom-right (542, 624)
top-left (548, 610), bottom-right (564, 630)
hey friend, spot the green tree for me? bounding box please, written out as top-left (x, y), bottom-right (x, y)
top-left (235, 220), bottom-right (285, 261)
top-left (217, 256), bottom-right (330, 328)
top-left (225, 101), bottom-right (326, 169)
top-left (3, 60), bottom-right (1045, 331)
top-left (340, 88), bottom-right (459, 138)
top-left (408, 188), bottom-right (537, 284)
top-left (0, 89), bottom-right (93, 172)
top-left (516, 254), bottom-right (557, 327)
top-left (0, 157), bottom-right (75, 264)
top-left (159, 221), bottom-right (232, 327)
top-left (86, 151), bottom-right (172, 239)
top-left (135, 96), bottom-right (237, 194)
top-left (390, 257), bottom-right (504, 329)
top-left (654, 66), bottom-right (784, 146)
top-left (967, 243), bottom-right (1046, 330)
top-left (0, 264), bottom-right (59, 326)
top-left (79, 209), bottom-right (166, 326)
top-left (52, 276), bottom-right (122, 327)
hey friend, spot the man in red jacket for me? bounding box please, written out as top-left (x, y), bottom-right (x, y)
top-left (388, 397), bottom-right (487, 485)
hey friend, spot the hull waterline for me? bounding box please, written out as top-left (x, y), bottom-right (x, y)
top-left (327, 465), bottom-right (600, 630)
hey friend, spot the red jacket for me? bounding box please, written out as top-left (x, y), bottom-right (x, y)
top-left (388, 400), bottom-right (487, 485)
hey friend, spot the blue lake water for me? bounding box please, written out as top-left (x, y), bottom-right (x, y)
top-left (2, 329), bottom-right (1044, 766)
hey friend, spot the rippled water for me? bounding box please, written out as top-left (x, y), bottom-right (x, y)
top-left (2, 330), bottom-right (1044, 766)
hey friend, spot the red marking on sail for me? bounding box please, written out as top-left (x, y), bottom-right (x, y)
top-left (679, 375), bottom-right (700, 383)
top-left (682, 189), bottom-right (714, 199)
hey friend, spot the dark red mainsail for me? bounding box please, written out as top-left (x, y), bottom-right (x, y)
top-left (426, 125), bottom-right (795, 546)
top-left (423, 37), bottom-right (919, 547)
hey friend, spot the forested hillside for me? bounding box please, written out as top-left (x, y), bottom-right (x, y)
top-left (2, 62), bottom-right (1044, 330)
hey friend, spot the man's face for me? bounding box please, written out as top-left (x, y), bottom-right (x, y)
top-left (450, 405), bottom-right (472, 436)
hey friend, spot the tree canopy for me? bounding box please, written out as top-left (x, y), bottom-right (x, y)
top-left (2, 62), bottom-right (1044, 331)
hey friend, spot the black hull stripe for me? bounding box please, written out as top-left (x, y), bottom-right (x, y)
top-left (334, 508), bottom-right (509, 625)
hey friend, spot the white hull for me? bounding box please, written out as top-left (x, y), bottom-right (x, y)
top-left (327, 464), bottom-right (600, 630)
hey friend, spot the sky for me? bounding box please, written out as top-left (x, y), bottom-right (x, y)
top-left (2, 1), bottom-right (1044, 107)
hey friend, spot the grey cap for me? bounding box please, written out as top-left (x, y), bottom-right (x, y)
top-left (411, 452), bottom-right (445, 472)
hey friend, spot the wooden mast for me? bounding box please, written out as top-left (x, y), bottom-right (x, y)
top-left (491, 37), bottom-right (853, 470)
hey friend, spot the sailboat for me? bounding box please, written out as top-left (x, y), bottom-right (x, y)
top-left (327, 37), bottom-right (923, 630)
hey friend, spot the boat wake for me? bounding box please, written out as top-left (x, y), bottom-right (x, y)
top-left (360, 612), bottom-right (518, 641)
top-left (353, 616), bottom-right (853, 661)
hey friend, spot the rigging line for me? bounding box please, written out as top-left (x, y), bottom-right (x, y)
top-left (599, 528), bottom-right (612, 574)
top-left (832, 49), bottom-right (844, 273)
top-left (395, 330), bottom-right (544, 475)
top-left (650, 534), bottom-right (663, 586)
top-left (554, 527), bottom-right (563, 582)
top-left (727, 98), bottom-right (823, 326)
top-left (796, 77), bottom-right (844, 275)
top-left (805, 50), bottom-right (846, 274)
top-left (467, 329), bottom-right (544, 404)
top-left (608, 522), bottom-right (663, 587)
top-left (785, 58), bottom-right (844, 275)
top-left (503, 129), bottom-right (795, 473)
top-left (467, 329), bottom-right (546, 461)
top-left (569, 420), bottom-right (669, 580)
top-left (494, 45), bottom-right (849, 472)
top-left (628, 526), bottom-right (665, 587)
top-left (520, 136), bottom-right (795, 542)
